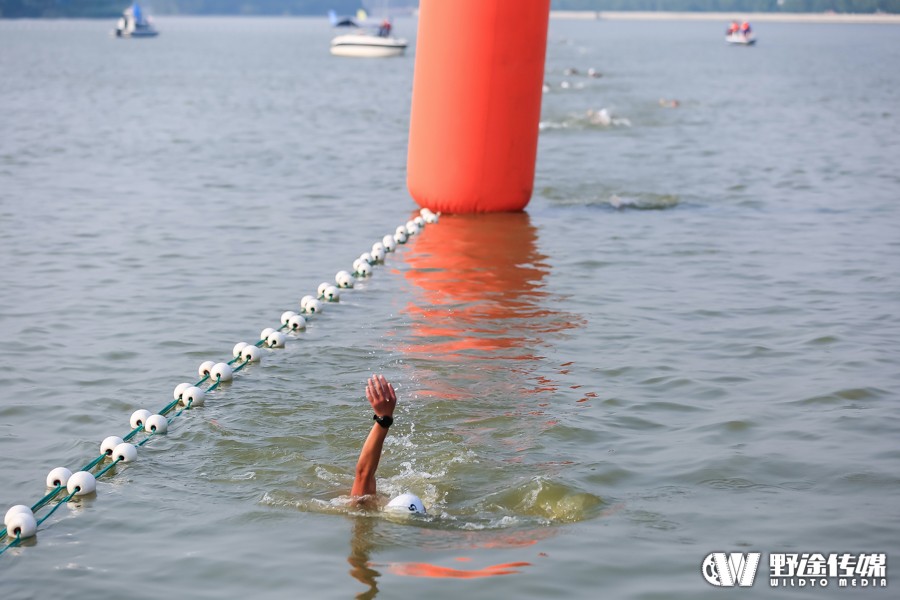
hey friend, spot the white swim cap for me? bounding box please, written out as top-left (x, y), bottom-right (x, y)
top-left (386, 493), bottom-right (426, 514)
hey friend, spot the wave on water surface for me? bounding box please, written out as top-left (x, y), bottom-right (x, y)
top-left (543, 185), bottom-right (680, 210)
top-left (260, 475), bottom-right (603, 531)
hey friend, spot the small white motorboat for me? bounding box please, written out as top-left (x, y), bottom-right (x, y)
top-left (330, 32), bottom-right (407, 58)
top-left (114, 2), bottom-right (158, 38)
top-left (726, 32), bottom-right (756, 45)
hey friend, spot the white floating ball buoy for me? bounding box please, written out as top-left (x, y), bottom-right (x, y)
top-left (233, 342), bottom-right (249, 358)
top-left (179, 386), bottom-right (205, 408)
top-left (382, 235), bottom-right (397, 252)
top-left (5, 505), bottom-right (32, 527)
top-left (130, 408), bottom-right (152, 429)
top-left (100, 436), bottom-right (125, 456)
top-left (46, 467), bottom-right (73, 488)
top-left (370, 244), bottom-right (386, 263)
top-left (323, 285), bottom-right (340, 302)
top-left (144, 414), bottom-right (168, 434)
top-left (240, 345), bottom-right (262, 363)
top-left (394, 229), bottom-right (408, 244)
top-left (281, 310), bottom-right (297, 326)
top-left (260, 327), bottom-right (275, 341)
top-left (288, 314), bottom-right (307, 331)
top-left (336, 270), bottom-right (354, 288)
top-left (211, 362), bottom-right (233, 382)
top-left (422, 210), bottom-right (439, 224)
top-left (359, 252), bottom-right (374, 265)
top-left (173, 382), bottom-right (191, 400)
top-left (266, 330), bottom-right (286, 348)
top-left (112, 442), bottom-right (137, 463)
top-left (67, 471), bottom-right (97, 496)
top-left (304, 298), bottom-right (323, 314)
top-left (405, 220), bottom-right (420, 235)
top-left (300, 295), bottom-right (314, 311)
top-left (355, 262), bottom-right (372, 277)
top-left (317, 282), bottom-right (331, 298)
top-left (198, 360), bottom-right (215, 379)
top-left (352, 258), bottom-right (364, 273)
top-left (5, 511), bottom-right (37, 539)
top-left (414, 216), bottom-right (426, 227)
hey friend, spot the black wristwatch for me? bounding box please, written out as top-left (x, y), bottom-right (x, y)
top-left (373, 414), bottom-right (393, 429)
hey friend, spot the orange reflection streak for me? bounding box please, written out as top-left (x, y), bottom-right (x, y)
top-left (386, 561), bottom-right (532, 579)
top-left (401, 212), bottom-right (580, 365)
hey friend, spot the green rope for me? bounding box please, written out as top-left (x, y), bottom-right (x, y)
top-left (35, 488), bottom-right (79, 527)
top-left (80, 454), bottom-right (106, 472)
top-left (122, 424), bottom-right (143, 442)
top-left (0, 532), bottom-right (22, 555)
top-left (31, 485), bottom-right (62, 512)
top-left (159, 398), bottom-right (180, 416)
top-left (94, 457), bottom-right (123, 479)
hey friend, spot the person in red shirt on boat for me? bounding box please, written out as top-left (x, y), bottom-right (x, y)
top-left (727, 20), bottom-right (739, 35)
top-left (740, 21), bottom-right (752, 35)
top-left (378, 18), bottom-right (392, 37)
top-left (351, 374), bottom-right (426, 514)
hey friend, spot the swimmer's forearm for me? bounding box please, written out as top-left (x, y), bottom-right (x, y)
top-left (351, 423), bottom-right (388, 497)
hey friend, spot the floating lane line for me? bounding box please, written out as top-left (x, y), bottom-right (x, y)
top-left (0, 209), bottom-right (440, 556)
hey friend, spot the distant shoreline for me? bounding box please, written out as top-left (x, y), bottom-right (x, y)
top-left (550, 11), bottom-right (900, 24)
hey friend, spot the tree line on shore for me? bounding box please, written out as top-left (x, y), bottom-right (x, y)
top-left (1, 0), bottom-right (897, 19)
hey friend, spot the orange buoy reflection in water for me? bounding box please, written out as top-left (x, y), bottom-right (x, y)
top-left (402, 212), bottom-right (580, 366)
top-left (386, 560), bottom-right (532, 579)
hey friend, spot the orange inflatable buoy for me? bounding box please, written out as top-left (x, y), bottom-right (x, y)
top-left (407, 0), bottom-right (551, 214)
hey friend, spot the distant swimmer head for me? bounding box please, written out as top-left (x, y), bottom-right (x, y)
top-left (386, 493), bottom-right (426, 515)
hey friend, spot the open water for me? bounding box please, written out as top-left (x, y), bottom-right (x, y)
top-left (1, 15), bottom-right (898, 599)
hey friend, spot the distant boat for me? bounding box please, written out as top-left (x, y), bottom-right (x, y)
top-left (114, 3), bottom-right (158, 38)
top-left (329, 14), bottom-right (406, 58)
top-left (726, 31), bottom-right (756, 45)
top-left (330, 32), bottom-right (407, 58)
top-left (725, 21), bottom-right (755, 45)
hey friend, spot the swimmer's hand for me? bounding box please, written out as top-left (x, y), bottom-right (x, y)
top-left (366, 374), bottom-right (396, 418)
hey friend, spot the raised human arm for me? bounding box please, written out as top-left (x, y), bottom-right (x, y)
top-left (351, 374), bottom-right (396, 498)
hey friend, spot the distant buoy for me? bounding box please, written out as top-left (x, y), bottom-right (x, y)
top-left (100, 436), bottom-right (124, 456)
top-left (173, 383), bottom-right (191, 401)
top-left (211, 362), bottom-right (233, 382)
top-left (198, 361), bottom-right (215, 379)
top-left (288, 314), bottom-right (307, 331)
top-left (112, 443), bottom-right (137, 463)
top-left (67, 471), bottom-right (97, 496)
top-left (5, 511), bottom-right (37, 539)
top-left (407, 0), bottom-right (550, 213)
top-left (5, 505), bottom-right (32, 527)
top-left (266, 331), bottom-right (286, 348)
top-left (46, 467), bottom-right (72, 488)
top-left (335, 271), bottom-right (354, 289)
top-left (179, 387), bottom-right (205, 408)
top-left (240, 345), bottom-right (262, 363)
top-left (144, 414), bottom-right (168, 434)
top-left (323, 285), bottom-right (340, 302)
top-left (130, 409), bottom-right (152, 429)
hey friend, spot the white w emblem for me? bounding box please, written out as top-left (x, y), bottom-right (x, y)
top-left (702, 552), bottom-right (761, 587)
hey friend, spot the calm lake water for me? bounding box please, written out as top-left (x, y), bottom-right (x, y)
top-left (1, 15), bottom-right (899, 599)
